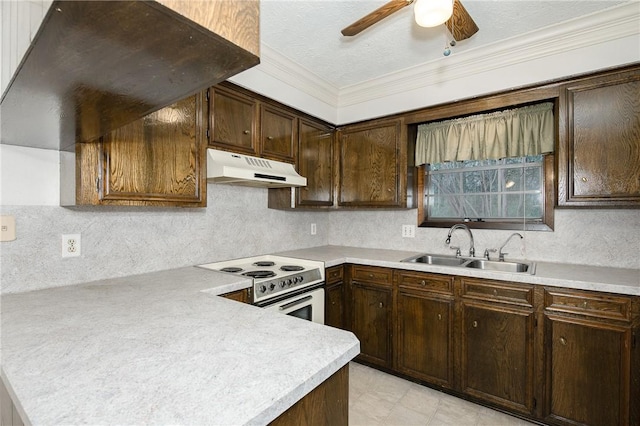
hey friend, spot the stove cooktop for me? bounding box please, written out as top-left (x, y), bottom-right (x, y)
top-left (197, 255), bottom-right (325, 303)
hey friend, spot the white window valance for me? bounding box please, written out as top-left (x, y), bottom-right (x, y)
top-left (415, 102), bottom-right (554, 165)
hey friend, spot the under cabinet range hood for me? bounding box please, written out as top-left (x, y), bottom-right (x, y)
top-left (207, 149), bottom-right (307, 188)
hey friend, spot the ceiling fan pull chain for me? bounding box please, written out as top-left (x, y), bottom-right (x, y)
top-left (444, 0), bottom-right (454, 56)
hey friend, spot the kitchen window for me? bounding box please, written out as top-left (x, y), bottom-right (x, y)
top-left (415, 102), bottom-right (555, 231)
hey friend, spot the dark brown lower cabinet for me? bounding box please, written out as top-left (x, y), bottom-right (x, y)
top-left (349, 266), bottom-right (393, 368)
top-left (395, 271), bottom-right (454, 389)
top-left (542, 287), bottom-right (639, 426)
top-left (340, 265), bottom-right (639, 426)
top-left (270, 364), bottom-right (348, 426)
top-left (460, 301), bottom-right (536, 415)
top-left (325, 266), bottom-right (345, 329)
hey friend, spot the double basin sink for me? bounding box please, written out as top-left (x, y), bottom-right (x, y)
top-left (401, 253), bottom-right (535, 274)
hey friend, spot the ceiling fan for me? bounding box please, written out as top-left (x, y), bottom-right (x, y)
top-left (341, 0), bottom-right (479, 42)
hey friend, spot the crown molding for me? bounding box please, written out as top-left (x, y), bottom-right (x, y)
top-left (253, 2), bottom-right (639, 112)
top-left (255, 44), bottom-right (340, 107)
top-left (338, 1), bottom-right (640, 106)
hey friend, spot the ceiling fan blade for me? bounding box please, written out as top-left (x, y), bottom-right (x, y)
top-left (446, 0), bottom-right (479, 41)
top-left (341, 0), bottom-right (413, 36)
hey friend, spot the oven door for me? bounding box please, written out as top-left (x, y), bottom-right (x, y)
top-left (263, 287), bottom-right (325, 324)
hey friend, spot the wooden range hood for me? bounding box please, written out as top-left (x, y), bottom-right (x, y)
top-left (0, 0), bottom-right (259, 151)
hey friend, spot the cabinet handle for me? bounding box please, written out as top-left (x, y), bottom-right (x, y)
top-left (437, 313), bottom-right (442, 321)
top-left (369, 274), bottom-right (374, 278)
top-left (582, 301), bottom-right (588, 308)
top-left (581, 177), bottom-right (588, 182)
top-left (267, 136), bottom-right (274, 140)
top-left (472, 320), bottom-right (478, 328)
top-left (560, 337), bottom-right (567, 346)
top-left (379, 302), bottom-right (384, 308)
top-left (421, 280), bottom-right (426, 286)
top-left (243, 130), bottom-right (250, 134)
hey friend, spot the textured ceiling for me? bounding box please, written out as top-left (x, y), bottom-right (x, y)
top-left (260, 0), bottom-right (629, 88)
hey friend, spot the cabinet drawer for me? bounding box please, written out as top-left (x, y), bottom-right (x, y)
top-left (396, 271), bottom-right (453, 295)
top-left (544, 288), bottom-right (631, 321)
top-left (461, 278), bottom-right (533, 307)
top-left (326, 266), bottom-right (344, 285)
top-left (351, 265), bottom-right (393, 287)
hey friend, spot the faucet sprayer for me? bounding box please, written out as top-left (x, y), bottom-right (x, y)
top-left (498, 233), bottom-right (523, 261)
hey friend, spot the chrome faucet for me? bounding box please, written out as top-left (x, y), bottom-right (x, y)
top-left (498, 233), bottom-right (523, 261)
top-left (446, 224), bottom-right (475, 257)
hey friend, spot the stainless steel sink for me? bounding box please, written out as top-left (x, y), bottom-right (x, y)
top-left (401, 253), bottom-right (535, 274)
top-left (463, 259), bottom-right (535, 274)
top-left (401, 254), bottom-right (468, 267)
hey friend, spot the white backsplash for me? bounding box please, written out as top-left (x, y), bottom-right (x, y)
top-left (1, 185), bottom-right (638, 294)
top-left (0, 184), bottom-right (330, 294)
top-left (328, 208), bottom-right (640, 269)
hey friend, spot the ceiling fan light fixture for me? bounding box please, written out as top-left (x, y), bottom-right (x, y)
top-left (414, 0), bottom-right (453, 28)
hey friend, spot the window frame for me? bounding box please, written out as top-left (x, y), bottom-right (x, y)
top-left (417, 154), bottom-right (555, 231)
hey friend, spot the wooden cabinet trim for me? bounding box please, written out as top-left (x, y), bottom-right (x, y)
top-left (350, 265), bottom-right (393, 287)
top-left (326, 266), bottom-right (344, 285)
top-left (396, 271), bottom-right (454, 295)
top-left (460, 278), bottom-right (534, 308)
top-left (544, 287), bottom-right (632, 322)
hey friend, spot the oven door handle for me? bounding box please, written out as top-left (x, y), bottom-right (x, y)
top-left (279, 295), bottom-right (313, 311)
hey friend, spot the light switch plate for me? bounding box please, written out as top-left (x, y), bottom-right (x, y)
top-left (0, 215), bottom-right (16, 242)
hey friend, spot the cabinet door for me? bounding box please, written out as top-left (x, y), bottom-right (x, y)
top-left (558, 68), bottom-right (640, 206)
top-left (460, 301), bottom-right (535, 415)
top-left (338, 119), bottom-right (405, 207)
top-left (210, 85), bottom-right (258, 155)
top-left (325, 282), bottom-right (345, 330)
top-left (77, 93), bottom-right (206, 207)
top-left (396, 289), bottom-right (454, 388)
top-left (351, 281), bottom-right (392, 368)
top-left (543, 314), bottom-right (632, 426)
top-left (297, 118), bottom-right (334, 207)
top-left (260, 104), bottom-right (297, 163)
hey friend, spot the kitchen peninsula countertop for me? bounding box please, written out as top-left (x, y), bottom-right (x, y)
top-left (1, 267), bottom-right (359, 424)
top-left (276, 245), bottom-right (640, 296)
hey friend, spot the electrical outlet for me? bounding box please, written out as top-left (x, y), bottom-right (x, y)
top-left (62, 234), bottom-right (81, 258)
top-left (402, 224), bottom-right (415, 238)
top-left (310, 223), bottom-right (317, 235)
top-left (0, 215), bottom-right (16, 242)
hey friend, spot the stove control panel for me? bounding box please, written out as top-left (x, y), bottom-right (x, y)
top-left (253, 269), bottom-right (322, 301)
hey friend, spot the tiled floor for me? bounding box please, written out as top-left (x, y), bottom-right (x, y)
top-left (349, 362), bottom-right (536, 426)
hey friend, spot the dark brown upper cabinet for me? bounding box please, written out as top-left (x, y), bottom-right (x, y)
top-left (557, 65), bottom-right (640, 207)
top-left (294, 118), bottom-right (335, 207)
top-left (259, 104), bottom-right (297, 163)
top-left (209, 83), bottom-right (297, 164)
top-left (1, 0), bottom-right (259, 151)
top-left (72, 93), bottom-right (206, 207)
top-left (209, 85), bottom-right (259, 157)
top-left (337, 118), bottom-right (408, 208)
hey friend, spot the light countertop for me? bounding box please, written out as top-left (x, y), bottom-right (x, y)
top-left (276, 245), bottom-right (640, 296)
top-left (1, 266), bottom-right (359, 425)
top-left (2, 244), bottom-right (637, 424)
